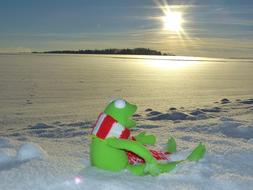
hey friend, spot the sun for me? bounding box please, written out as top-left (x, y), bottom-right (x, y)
top-left (162, 10), bottom-right (183, 32)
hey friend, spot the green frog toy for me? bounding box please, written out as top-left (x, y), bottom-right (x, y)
top-left (90, 99), bottom-right (205, 176)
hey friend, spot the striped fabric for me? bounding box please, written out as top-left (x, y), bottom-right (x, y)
top-left (127, 149), bottom-right (170, 165)
top-left (92, 113), bottom-right (130, 139)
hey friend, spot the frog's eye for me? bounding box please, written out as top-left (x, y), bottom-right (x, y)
top-left (114, 99), bottom-right (126, 109)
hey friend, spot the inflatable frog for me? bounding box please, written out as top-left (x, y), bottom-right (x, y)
top-left (90, 99), bottom-right (205, 176)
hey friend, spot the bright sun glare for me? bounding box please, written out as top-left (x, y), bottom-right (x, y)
top-left (142, 58), bottom-right (198, 70)
top-left (163, 10), bottom-right (183, 32)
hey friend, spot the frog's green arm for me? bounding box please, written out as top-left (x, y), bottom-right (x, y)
top-left (107, 137), bottom-right (156, 163)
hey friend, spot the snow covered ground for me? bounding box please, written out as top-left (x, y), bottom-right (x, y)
top-left (0, 54), bottom-right (253, 189)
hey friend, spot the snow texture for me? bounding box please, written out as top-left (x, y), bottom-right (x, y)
top-left (1, 97), bottom-right (253, 190)
top-left (0, 54), bottom-right (253, 190)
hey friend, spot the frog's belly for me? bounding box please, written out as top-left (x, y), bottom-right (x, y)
top-left (90, 137), bottom-right (128, 172)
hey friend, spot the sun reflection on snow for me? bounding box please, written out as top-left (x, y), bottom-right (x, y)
top-left (140, 56), bottom-right (201, 70)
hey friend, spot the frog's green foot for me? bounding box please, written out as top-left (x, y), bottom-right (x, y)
top-left (127, 164), bottom-right (146, 176)
top-left (186, 143), bottom-right (206, 161)
top-left (167, 137), bottom-right (177, 153)
top-left (127, 162), bottom-right (178, 176)
top-left (159, 161), bottom-right (178, 173)
top-left (127, 163), bottom-right (162, 176)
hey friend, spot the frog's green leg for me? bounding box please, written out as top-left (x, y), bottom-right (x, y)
top-left (134, 131), bottom-right (156, 145)
top-left (167, 143), bottom-right (206, 164)
top-left (107, 137), bottom-right (156, 163)
top-left (107, 137), bottom-right (164, 175)
top-left (127, 164), bottom-right (146, 176)
top-left (127, 162), bottom-right (178, 176)
top-left (167, 137), bottom-right (177, 153)
top-left (127, 143), bottom-right (206, 176)
top-left (158, 161), bottom-right (178, 172)
top-left (107, 138), bottom-right (206, 176)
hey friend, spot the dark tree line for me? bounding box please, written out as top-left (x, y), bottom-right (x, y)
top-left (33, 48), bottom-right (174, 56)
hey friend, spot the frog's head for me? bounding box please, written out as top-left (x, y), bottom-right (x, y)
top-left (104, 99), bottom-right (137, 128)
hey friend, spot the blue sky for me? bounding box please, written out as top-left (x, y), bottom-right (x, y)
top-left (0, 0), bottom-right (252, 57)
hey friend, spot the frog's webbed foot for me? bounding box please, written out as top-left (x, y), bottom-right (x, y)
top-left (127, 163), bottom-right (161, 176)
top-left (127, 164), bottom-right (146, 176)
top-left (127, 162), bottom-right (178, 176)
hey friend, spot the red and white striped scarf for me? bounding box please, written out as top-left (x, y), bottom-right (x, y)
top-left (91, 113), bottom-right (130, 139)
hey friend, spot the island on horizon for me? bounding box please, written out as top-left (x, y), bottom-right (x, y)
top-left (32, 48), bottom-right (175, 56)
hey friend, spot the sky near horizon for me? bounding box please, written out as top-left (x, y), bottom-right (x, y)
top-left (0, 0), bottom-right (252, 58)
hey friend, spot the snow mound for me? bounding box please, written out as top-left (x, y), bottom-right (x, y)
top-left (0, 141), bottom-right (46, 170)
top-left (133, 113), bottom-right (142, 118)
top-left (220, 98), bottom-right (231, 104)
top-left (189, 109), bottom-right (211, 119)
top-left (138, 124), bottom-right (162, 129)
top-left (29, 123), bottom-right (55, 129)
top-left (16, 143), bottom-right (45, 162)
top-left (200, 107), bottom-right (221, 113)
top-left (169, 107), bottom-right (177, 111)
top-left (145, 108), bottom-right (153, 112)
top-left (147, 111), bottom-right (163, 116)
top-left (148, 111), bottom-right (193, 121)
top-left (239, 98), bottom-right (253, 104)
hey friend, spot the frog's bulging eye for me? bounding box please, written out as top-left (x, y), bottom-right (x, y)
top-left (114, 99), bottom-right (126, 109)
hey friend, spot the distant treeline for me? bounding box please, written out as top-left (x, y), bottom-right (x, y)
top-left (33, 48), bottom-right (174, 56)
